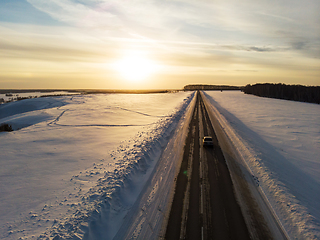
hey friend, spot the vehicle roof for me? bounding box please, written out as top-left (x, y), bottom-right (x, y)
top-left (203, 136), bottom-right (212, 139)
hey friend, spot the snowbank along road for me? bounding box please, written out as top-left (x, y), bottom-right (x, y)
top-left (165, 91), bottom-right (273, 240)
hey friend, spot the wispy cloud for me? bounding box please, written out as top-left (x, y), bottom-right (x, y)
top-left (25, 0), bottom-right (320, 50)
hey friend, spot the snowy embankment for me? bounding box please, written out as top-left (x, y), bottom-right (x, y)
top-left (92, 93), bottom-right (196, 240)
top-left (203, 91), bottom-right (320, 239)
top-left (0, 92), bottom-right (194, 240)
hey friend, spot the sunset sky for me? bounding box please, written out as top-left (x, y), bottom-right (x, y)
top-left (0, 0), bottom-right (319, 89)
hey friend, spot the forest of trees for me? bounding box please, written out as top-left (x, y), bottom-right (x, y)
top-left (243, 83), bottom-right (320, 104)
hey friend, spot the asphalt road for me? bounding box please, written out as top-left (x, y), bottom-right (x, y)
top-left (165, 91), bottom-right (251, 240)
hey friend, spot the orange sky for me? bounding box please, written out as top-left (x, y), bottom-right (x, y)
top-left (0, 0), bottom-right (319, 89)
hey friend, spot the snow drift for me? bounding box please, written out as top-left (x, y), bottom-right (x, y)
top-left (0, 92), bottom-right (194, 240)
top-left (203, 91), bottom-right (320, 239)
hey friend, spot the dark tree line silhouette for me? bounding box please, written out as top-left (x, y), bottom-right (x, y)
top-left (0, 123), bottom-right (13, 132)
top-left (243, 83), bottom-right (320, 104)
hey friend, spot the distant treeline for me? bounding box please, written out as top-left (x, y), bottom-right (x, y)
top-left (243, 83), bottom-right (320, 104)
top-left (184, 84), bottom-right (242, 91)
top-left (0, 89), bottom-right (176, 95)
top-left (0, 89), bottom-right (81, 94)
top-left (82, 89), bottom-right (175, 94)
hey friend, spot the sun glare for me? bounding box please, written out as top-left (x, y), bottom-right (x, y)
top-left (114, 51), bottom-right (158, 82)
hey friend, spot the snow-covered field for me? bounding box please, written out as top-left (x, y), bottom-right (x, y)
top-left (204, 91), bottom-right (320, 239)
top-left (2, 90), bottom-right (319, 239)
top-left (0, 92), bottom-right (193, 239)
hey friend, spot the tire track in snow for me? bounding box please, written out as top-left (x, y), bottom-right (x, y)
top-left (47, 109), bottom-right (68, 126)
top-left (48, 108), bottom-right (167, 128)
top-left (115, 107), bottom-right (169, 118)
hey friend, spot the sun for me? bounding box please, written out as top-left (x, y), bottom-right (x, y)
top-left (114, 51), bottom-right (157, 82)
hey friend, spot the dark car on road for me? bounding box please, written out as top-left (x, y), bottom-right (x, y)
top-left (203, 136), bottom-right (213, 147)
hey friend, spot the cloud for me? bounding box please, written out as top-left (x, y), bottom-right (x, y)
top-left (0, 0), bottom-right (59, 25)
top-left (0, 22), bottom-right (119, 63)
top-left (0, 41), bottom-right (104, 62)
top-left (24, 0), bottom-right (319, 47)
top-left (1, 0), bottom-right (319, 88)
top-left (221, 45), bottom-right (280, 52)
top-left (33, 2), bottom-right (318, 64)
top-left (291, 41), bottom-right (306, 50)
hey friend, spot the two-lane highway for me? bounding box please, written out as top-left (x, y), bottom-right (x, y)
top-left (165, 91), bottom-right (250, 239)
